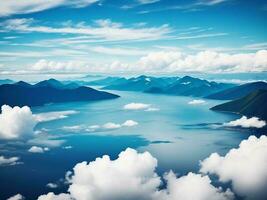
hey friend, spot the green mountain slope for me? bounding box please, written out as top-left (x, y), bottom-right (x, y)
top-left (211, 89), bottom-right (267, 121)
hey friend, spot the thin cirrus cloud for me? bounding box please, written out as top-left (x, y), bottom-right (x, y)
top-left (224, 116), bottom-right (266, 128)
top-left (0, 18), bottom-right (171, 42)
top-left (62, 120), bottom-right (139, 133)
top-left (138, 0), bottom-right (233, 13)
top-left (0, 0), bottom-right (99, 17)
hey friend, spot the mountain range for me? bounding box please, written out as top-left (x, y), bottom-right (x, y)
top-left (146, 76), bottom-right (235, 97)
top-left (207, 81), bottom-right (267, 100)
top-left (100, 75), bottom-right (234, 97)
top-left (0, 79), bottom-right (119, 107)
top-left (102, 75), bottom-right (179, 92)
top-left (211, 89), bottom-right (267, 121)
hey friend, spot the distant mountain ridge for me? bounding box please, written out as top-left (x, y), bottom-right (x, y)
top-left (206, 81), bottom-right (267, 100)
top-left (211, 89), bottom-right (267, 121)
top-left (103, 75), bottom-right (179, 92)
top-left (147, 76), bottom-right (235, 97)
top-left (100, 75), bottom-right (236, 97)
top-left (0, 79), bottom-right (119, 107)
top-left (0, 79), bottom-right (14, 85)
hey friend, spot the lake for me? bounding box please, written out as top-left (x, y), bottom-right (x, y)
top-left (0, 90), bottom-right (260, 199)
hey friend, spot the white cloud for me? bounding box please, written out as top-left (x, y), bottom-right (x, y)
top-left (0, 155), bottom-right (21, 166)
top-left (67, 148), bottom-right (161, 200)
top-left (102, 120), bottom-right (139, 129)
top-left (156, 171), bottom-right (234, 200)
top-left (28, 137), bottom-right (65, 147)
top-left (37, 192), bottom-right (72, 200)
top-left (0, 0), bottom-right (99, 17)
top-left (122, 120), bottom-right (139, 127)
top-left (200, 135), bottom-right (267, 200)
top-left (1, 18), bottom-right (171, 42)
top-left (0, 105), bottom-right (36, 140)
top-left (34, 110), bottom-right (78, 122)
top-left (124, 103), bottom-right (151, 110)
top-left (137, 50), bottom-right (267, 73)
top-left (62, 120), bottom-right (138, 133)
top-left (188, 99), bottom-right (206, 105)
top-left (28, 146), bottom-right (49, 153)
top-left (102, 122), bottom-right (122, 129)
top-left (46, 183), bottom-right (58, 189)
top-left (6, 194), bottom-right (24, 200)
top-left (224, 116), bottom-right (266, 128)
top-left (39, 148), bottom-right (233, 200)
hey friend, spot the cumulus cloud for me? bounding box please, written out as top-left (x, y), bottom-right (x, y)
top-left (39, 148), bottom-right (233, 200)
top-left (224, 116), bottom-right (266, 128)
top-left (37, 192), bottom-right (72, 200)
top-left (102, 122), bottom-right (122, 130)
top-left (0, 155), bottom-right (21, 166)
top-left (28, 146), bottom-right (49, 153)
top-left (157, 171), bottom-right (234, 200)
top-left (122, 120), bottom-right (139, 127)
top-left (102, 120), bottom-right (139, 129)
top-left (137, 50), bottom-right (267, 73)
top-left (0, 105), bottom-right (36, 140)
top-left (0, 105), bottom-right (78, 140)
top-left (6, 194), bottom-right (24, 200)
top-left (123, 103), bottom-right (159, 111)
top-left (124, 103), bottom-right (151, 110)
top-left (200, 135), bottom-right (267, 200)
top-left (188, 99), bottom-right (206, 105)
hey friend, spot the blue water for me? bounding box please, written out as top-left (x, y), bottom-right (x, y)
top-left (0, 90), bottom-right (261, 199)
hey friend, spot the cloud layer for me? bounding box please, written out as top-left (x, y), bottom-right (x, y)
top-left (224, 116), bottom-right (266, 128)
top-left (38, 148), bottom-right (233, 200)
top-left (200, 135), bottom-right (267, 200)
top-left (137, 50), bottom-right (267, 73)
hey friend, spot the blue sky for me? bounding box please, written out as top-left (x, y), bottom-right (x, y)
top-left (0, 0), bottom-right (266, 75)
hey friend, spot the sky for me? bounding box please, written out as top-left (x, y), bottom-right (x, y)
top-left (0, 0), bottom-right (266, 76)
